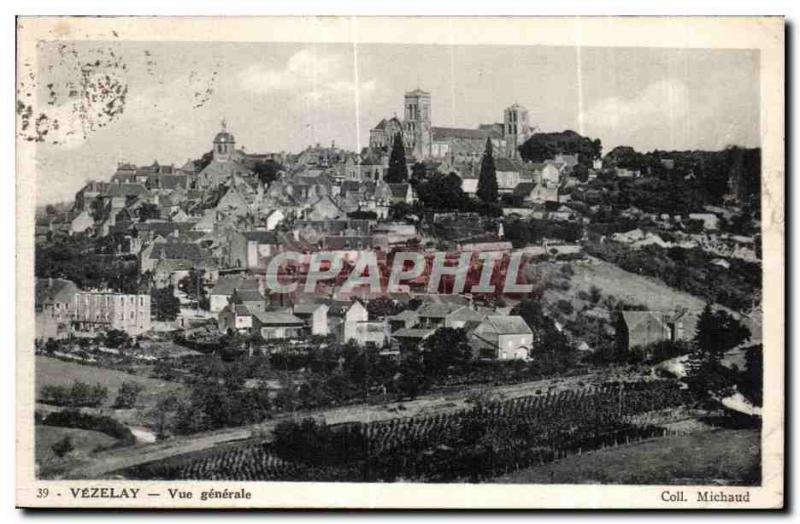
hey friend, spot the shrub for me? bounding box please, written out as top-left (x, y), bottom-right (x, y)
top-left (114, 381), bottom-right (145, 408)
top-left (556, 299), bottom-right (575, 316)
top-left (51, 435), bottom-right (74, 458)
top-left (39, 380), bottom-right (108, 408)
top-left (41, 410), bottom-right (136, 446)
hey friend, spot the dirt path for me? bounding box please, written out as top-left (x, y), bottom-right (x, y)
top-left (64, 369), bottom-right (625, 479)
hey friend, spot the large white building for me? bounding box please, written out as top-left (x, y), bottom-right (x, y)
top-left (71, 291), bottom-right (152, 337)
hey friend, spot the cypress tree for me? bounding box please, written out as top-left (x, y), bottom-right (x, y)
top-left (477, 137), bottom-right (499, 203)
top-left (386, 133), bottom-right (408, 183)
top-left (693, 303), bottom-right (719, 357)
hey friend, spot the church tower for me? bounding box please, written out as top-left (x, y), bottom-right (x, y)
top-left (503, 103), bottom-right (530, 158)
top-left (403, 89), bottom-right (432, 160)
top-left (213, 119), bottom-right (236, 162)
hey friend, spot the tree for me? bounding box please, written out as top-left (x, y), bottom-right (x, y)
top-left (196, 150), bottom-right (214, 172)
top-left (514, 300), bottom-right (570, 353)
top-left (588, 285), bottom-right (602, 305)
top-left (519, 130), bottom-right (602, 166)
top-left (422, 328), bottom-right (473, 375)
top-left (693, 303), bottom-right (750, 357)
top-left (366, 296), bottom-right (404, 319)
top-left (253, 159), bottom-right (281, 186)
top-left (104, 329), bottom-right (130, 349)
top-left (394, 352), bottom-right (428, 400)
top-left (415, 173), bottom-right (469, 211)
top-left (572, 163), bottom-right (589, 182)
top-left (739, 345), bottom-right (763, 406)
top-left (114, 381), bottom-right (145, 408)
top-left (51, 435), bottom-right (74, 458)
top-left (386, 133), bottom-right (408, 183)
top-left (410, 162), bottom-right (429, 185)
top-left (177, 269), bottom-right (209, 310)
top-left (686, 303), bottom-right (750, 399)
top-left (477, 137), bottom-right (498, 204)
top-left (151, 285), bottom-right (181, 321)
top-left (137, 202), bottom-right (160, 222)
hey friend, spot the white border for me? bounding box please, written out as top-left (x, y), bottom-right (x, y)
top-left (5, 2), bottom-right (782, 507)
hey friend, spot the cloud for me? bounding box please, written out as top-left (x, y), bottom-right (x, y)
top-left (238, 49), bottom-right (376, 102)
top-left (582, 78), bottom-right (691, 150)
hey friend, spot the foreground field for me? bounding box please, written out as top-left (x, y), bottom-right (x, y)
top-left (61, 368), bottom-right (628, 479)
top-left (35, 355), bottom-right (184, 408)
top-left (493, 429), bottom-right (760, 485)
top-left (35, 425), bottom-right (119, 463)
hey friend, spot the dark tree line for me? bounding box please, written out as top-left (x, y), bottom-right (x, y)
top-left (519, 130), bottom-right (602, 166)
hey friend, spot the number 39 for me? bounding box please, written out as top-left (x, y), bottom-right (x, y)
top-left (37, 488), bottom-right (49, 498)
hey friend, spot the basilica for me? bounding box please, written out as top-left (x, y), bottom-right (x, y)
top-left (368, 89), bottom-right (533, 164)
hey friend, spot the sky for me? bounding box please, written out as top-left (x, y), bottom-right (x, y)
top-left (23, 41), bottom-right (760, 204)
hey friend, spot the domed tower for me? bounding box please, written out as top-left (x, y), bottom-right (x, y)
top-left (213, 119), bottom-right (236, 161)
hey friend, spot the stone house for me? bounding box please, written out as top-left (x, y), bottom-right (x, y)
top-left (35, 278), bottom-right (79, 341)
top-left (251, 310), bottom-right (306, 340)
top-left (209, 275), bottom-right (261, 313)
top-left (228, 231), bottom-right (279, 270)
top-left (292, 303), bottom-right (330, 337)
top-left (616, 311), bottom-right (671, 351)
top-left (218, 304), bottom-right (253, 334)
top-left (470, 315), bottom-right (533, 360)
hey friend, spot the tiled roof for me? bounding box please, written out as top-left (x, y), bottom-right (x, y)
top-left (293, 303), bottom-right (328, 315)
top-left (35, 278), bottom-right (79, 305)
top-left (432, 127), bottom-right (491, 141)
top-left (149, 242), bottom-right (205, 261)
top-left (211, 275), bottom-right (260, 296)
top-left (323, 235), bottom-right (374, 250)
top-left (513, 182), bottom-right (537, 196)
top-left (233, 288), bottom-right (265, 302)
top-left (341, 181), bottom-right (361, 194)
top-left (251, 310), bottom-right (305, 325)
top-left (242, 231), bottom-right (279, 244)
top-left (387, 183), bottom-right (410, 198)
top-left (446, 306), bottom-right (487, 323)
top-left (482, 315), bottom-right (533, 335)
top-left (392, 327), bottom-right (435, 339)
top-left (105, 183), bottom-right (150, 198)
top-left (417, 302), bottom-right (462, 319)
top-left (390, 309), bottom-right (419, 322)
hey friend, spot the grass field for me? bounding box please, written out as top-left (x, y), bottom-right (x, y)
top-left (35, 425), bottom-right (119, 463)
top-left (493, 429), bottom-right (760, 485)
top-left (36, 355), bottom-right (184, 408)
top-left (570, 257), bottom-right (708, 312)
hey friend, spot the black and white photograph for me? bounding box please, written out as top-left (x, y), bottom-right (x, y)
top-left (14, 15), bottom-right (784, 509)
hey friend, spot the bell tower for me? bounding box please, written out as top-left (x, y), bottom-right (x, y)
top-left (503, 103), bottom-right (530, 158)
top-left (404, 89), bottom-right (432, 160)
top-left (213, 119), bottom-right (236, 162)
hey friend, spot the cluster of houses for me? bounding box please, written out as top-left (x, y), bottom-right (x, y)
top-left (34, 94), bottom-right (750, 362)
top-left (208, 274), bottom-right (535, 360)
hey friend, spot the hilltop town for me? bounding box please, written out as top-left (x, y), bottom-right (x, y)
top-left (33, 89), bottom-right (764, 482)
